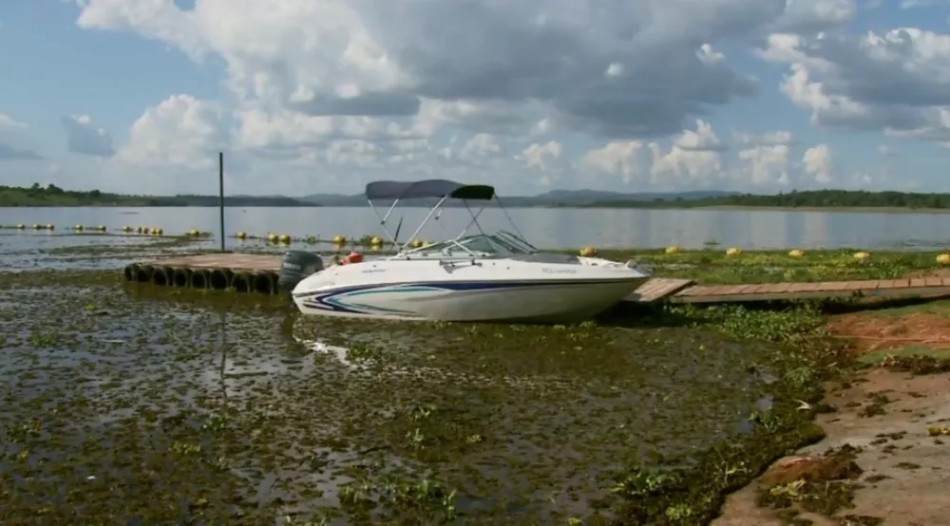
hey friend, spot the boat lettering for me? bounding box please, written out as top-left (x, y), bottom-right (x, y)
top-left (541, 268), bottom-right (578, 274)
top-left (362, 268), bottom-right (386, 274)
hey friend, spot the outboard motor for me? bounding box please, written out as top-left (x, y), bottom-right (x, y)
top-left (278, 250), bottom-right (325, 295)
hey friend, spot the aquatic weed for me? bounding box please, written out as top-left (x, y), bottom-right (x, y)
top-left (0, 268), bottom-right (851, 524)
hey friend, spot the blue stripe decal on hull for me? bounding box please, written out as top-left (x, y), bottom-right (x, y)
top-left (296, 279), bottom-right (643, 316)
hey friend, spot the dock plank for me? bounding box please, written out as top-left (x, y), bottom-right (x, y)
top-left (146, 253), bottom-right (281, 272)
top-left (668, 273), bottom-right (950, 304)
top-left (624, 278), bottom-right (695, 303)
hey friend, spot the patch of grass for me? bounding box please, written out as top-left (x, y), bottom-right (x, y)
top-left (585, 248), bottom-right (946, 285)
top-left (857, 345), bottom-right (950, 368)
top-left (756, 445), bottom-right (864, 519)
top-left (927, 426), bottom-right (950, 436)
top-left (858, 393), bottom-right (892, 418)
top-left (839, 514), bottom-right (884, 526)
top-left (878, 353), bottom-right (950, 375)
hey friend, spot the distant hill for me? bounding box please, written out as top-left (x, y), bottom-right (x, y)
top-left (0, 184), bottom-right (317, 207)
top-left (300, 189), bottom-right (739, 207)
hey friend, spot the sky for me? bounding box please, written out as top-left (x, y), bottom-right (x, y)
top-left (1, 0), bottom-right (950, 197)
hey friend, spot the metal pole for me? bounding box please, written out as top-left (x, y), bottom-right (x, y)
top-left (218, 151), bottom-right (225, 252)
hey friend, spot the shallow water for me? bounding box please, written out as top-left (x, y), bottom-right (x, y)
top-left (4, 205), bottom-right (950, 250)
top-left (0, 268), bottom-right (795, 523)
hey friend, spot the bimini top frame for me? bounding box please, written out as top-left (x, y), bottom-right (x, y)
top-left (364, 178), bottom-right (533, 257)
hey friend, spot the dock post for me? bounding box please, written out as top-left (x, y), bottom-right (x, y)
top-left (218, 151), bottom-right (225, 252)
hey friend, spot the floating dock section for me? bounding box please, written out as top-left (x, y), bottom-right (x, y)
top-left (123, 253), bottom-right (950, 304)
top-left (123, 254), bottom-right (283, 294)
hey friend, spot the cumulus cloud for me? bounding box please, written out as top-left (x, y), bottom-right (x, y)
top-left (61, 114), bottom-right (114, 156)
top-left (898, 0), bottom-right (947, 8)
top-left (580, 120), bottom-right (731, 187)
top-left (737, 130), bottom-right (795, 185)
top-left (802, 144), bottom-right (834, 183)
top-left (0, 112), bottom-right (42, 161)
top-left (877, 144), bottom-right (898, 157)
top-left (0, 113), bottom-right (28, 131)
top-left (519, 141), bottom-right (563, 171)
top-left (117, 94), bottom-right (227, 167)
top-left (759, 27), bottom-right (950, 145)
top-left (771, 0), bottom-right (857, 34)
top-left (0, 143), bottom-right (43, 161)
top-left (60, 0), bottom-right (939, 193)
top-left (579, 123), bottom-right (840, 189)
top-left (72, 0), bottom-right (790, 144)
top-left (581, 140), bottom-right (651, 184)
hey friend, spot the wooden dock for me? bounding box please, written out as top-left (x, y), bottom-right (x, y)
top-left (667, 278), bottom-right (950, 303)
top-left (122, 253), bottom-right (950, 304)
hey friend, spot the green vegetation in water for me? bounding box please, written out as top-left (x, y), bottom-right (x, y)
top-left (755, 444), bottom-right (865, 523)
top-left (0, 268), bottom-right (851, 524)
top-left (858, 346), bottom-right (950, 375)
top-left (0, 182), bottom-right (316, 207)
top-left (579, 189), bottom-right (950, 211)
top-left (590, 248), bottom-right (948, 285)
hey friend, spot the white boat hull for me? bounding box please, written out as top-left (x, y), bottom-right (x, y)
top-left (291, 258), bottom-right (648, 323)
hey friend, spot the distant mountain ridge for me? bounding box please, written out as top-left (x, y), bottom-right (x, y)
top-left (299, 189), bottom-right (739, 207)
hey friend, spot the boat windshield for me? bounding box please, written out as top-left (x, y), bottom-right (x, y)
top-left (398, 231), bottom-right (538, 258)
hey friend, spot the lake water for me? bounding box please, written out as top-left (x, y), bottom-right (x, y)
top-left (1, 206), bottom-right (948, 251)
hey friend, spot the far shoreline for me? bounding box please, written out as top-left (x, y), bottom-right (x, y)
top-left (2, 203), bottom-right (949, 214)
top-left (0, 203), bottom-right (950, 215)
top-left (680, 204), bottom-right (950, 214)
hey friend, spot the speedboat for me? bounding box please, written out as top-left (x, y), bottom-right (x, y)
top-left (290, 179), bottom-right (651, 323)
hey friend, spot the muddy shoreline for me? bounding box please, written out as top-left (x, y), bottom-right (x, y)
top-left (714, 300), bottom-right (950, 526)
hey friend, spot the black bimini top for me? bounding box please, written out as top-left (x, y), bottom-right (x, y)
top-left (364, 179), bottom-right (495, 201)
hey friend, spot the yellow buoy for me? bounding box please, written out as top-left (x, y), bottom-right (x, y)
top-left (17, 224), bottom-right (24, 230)
top-left (236, 231), bottom-right (247, 240)
top-left (725, 247), bottom-right (742, 256)
top-left (267, 233), bottom-right (278, 243)
top-left (122, 226), bottom-right (132, 232)
top-left (370, 236), bottom-right (383, 246)
top-left (33, 224), bottom-right (41, 230)
top-left (279, 234), bottom-right (291, 244)
top-left (788, 249), bottom-right (805, 258)
top-left (579, 246), bottom-right (598, 257)
top-left (937, 253), bottom-right (950, 265)
top-left (47, 224), bottom-right (54, 230)
top-left (665, 246), bottom-right (681, 254)
top-left (75, 224), bottom-right (83, 231)
top-left (188, 229), bottom-right (199, 237)
top-left (853, 251), bottom-right (870, 261)
top-left (97, 225), bottom-right (106, 232)
top-left (333, 234), bottom-right (347, 245)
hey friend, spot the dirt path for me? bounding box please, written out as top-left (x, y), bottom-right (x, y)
top-left (713, 301), bottom-right (950, 526)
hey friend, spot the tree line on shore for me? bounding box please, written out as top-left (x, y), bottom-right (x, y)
top-left (1, 182), bottom-right (947, 210)
top-left (581, 189), bottom-right (949, 209)
top-left (0, 183), bottom-right (313, 207)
